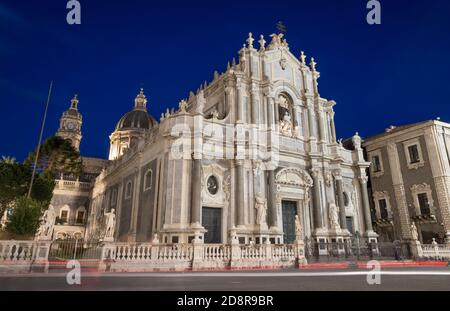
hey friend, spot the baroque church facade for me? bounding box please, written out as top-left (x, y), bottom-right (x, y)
top-left (52, 33), bottom-right (378, 246)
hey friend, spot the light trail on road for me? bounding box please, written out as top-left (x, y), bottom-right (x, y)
top-left (2, 270), bottom-right (450, 278)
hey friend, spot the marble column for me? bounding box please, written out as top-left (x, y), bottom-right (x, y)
top-left (359, 177), bottom-right (374, 232)
top-left (115, 184), bottom-right (124, 240)
top-left (267, 95), bottom-right (275, 128)
top-left (190, 158), bottom-right (202, 226)
top-left (225, 86), bottom-right (234, 120)
top-left (293, 105), bottom-right (301, 137)
top-left (251, 90), bottom-right (259, 124)
top-left (268, 170), bottom-right (278, 228)
top-left (311, 169), bottom-right (323, 229)
top-left (236, 161), bottom-right (246, 226)
top-left (130, 168), bottom-right (142, 240)
top-left (317, 109), bottom-right (326, 142)
top-left (335, 177), bottom-right (347, 230)
top-left (274, 100), bottom-right (279, 124)
top-left (237, 86), bottom-right (244, 122)
top-left (329, 112), bottom-right (337, 143)
top-left (307, 103), bottom-right (316, 139)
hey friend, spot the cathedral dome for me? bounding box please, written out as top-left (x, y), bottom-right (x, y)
top-left (115, 110), bottom-right (157, 131)
top-left (115, 89), bottom-right (157, 131)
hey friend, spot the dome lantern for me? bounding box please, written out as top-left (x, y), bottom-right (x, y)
top-left (134, 88), bottom-right (147, 111)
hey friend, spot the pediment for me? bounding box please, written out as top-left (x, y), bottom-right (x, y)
top-left (275, 167), bottom-right (313, 187)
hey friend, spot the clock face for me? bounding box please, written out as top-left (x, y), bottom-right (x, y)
top-left (207, 176), bottom-right (218, 195)
top-left (66, 122), bottom-right (75, 130)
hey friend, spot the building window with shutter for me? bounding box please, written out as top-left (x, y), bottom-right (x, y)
top-left (378, 199), bottom-right (389, 220)
top-left (404, 139), bottom-right (425, 169)
top-left (408, 145), bottom-right (420, 164)
top-left (417, 193), bottom-right (431, 215)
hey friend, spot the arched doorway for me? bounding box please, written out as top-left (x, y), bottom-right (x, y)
top-left (275, 167), bottom-right (313, 244)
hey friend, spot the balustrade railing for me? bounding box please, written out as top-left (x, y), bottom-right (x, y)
top-left (55, 179), bottom-right (92, 191)
top-left (110, 243), bottom-right (193, 262)
top-left (0, 241), bottom-right (36, 262)
top-left (104, 242), bottom-right (300, 270)
top-left (1, 240), bottom-right (304, 272)
top-left (422, 243), bottom-right (450, 259)
top-left (158, 244), bottom-right (193, 261)
top-left (273, 244), bottom-right (296, 260)
top-left (203, 244), bottom-right (230, 261)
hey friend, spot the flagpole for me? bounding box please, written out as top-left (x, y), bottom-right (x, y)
top-left (28, 81), bottom-right (54, 199)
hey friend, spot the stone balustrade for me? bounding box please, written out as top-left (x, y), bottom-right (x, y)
top-left (0, 240), bottom-right (36, 262)
top-left (0, 240), bottom-right (50, 273)
top-left (55, 179), bottom-right (92, 191)
top-left (100, 242), bottom-right (303, 272)
top-left (100, 243), bottom-right (195, 272)
top-left (0, 239), bottom-right (305, 273)
top-left (422, 243), bottom-right (450, 260)
top-left (203, 244), bottom-right (230, 261)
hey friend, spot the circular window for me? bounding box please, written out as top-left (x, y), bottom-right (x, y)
top-left (207, 176), bottom-right (219, 195)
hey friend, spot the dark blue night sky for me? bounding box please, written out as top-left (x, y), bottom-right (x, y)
top-left (1, 0), bottom-right (450, 160)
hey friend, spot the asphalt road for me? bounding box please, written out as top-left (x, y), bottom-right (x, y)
top-left (1, 267), bottom-right (450, 291)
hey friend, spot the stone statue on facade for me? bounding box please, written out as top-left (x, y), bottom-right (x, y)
top-left (324, 172), bottom-right (333, 187)
top-left (229, 227), bottom-right (238, 244)
top-left (255, 193), bottom-right (267, 226)
top-left (329, 203), bottom-right (340, 230)
top-left (352, 132), bottom-right (362, 149)
top-left (0, 209), bottom-right (8, 230)
top-left (36, 205), bottom-right (56, 240)
top-left (268, 33), bottom-right (288, 50)
top-left (104, 209), bottom-right (116, 241)
top-left (280, 111), bottom-right (293, 136)
top-left (211, 110), bottom-right (219, 120)
top-left (410, 222), bottom-right (419, 241)
top-left (152, 233), bottom-right (160, 244)
top-left (179, 99), bottom-right (188, 112)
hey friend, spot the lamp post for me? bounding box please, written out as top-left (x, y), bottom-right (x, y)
top-left (28, 81), bottom-right (54, 198)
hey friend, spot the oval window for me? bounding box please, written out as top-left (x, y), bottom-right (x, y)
top-left (207, 176), bottom-right (219, 195)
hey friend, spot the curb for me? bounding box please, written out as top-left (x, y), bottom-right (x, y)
top-left (356, 261), bottom-right (449, 269)
top-left (299, 263), bottom-right (350, 270)
top-left (298, 261), bottom-right (449, 270)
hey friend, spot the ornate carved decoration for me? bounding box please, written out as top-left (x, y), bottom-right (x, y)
top-left (275, 167), bottom-right (313, 188)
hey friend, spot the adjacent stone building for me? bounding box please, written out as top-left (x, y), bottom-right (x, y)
top-left (51, 96), bottom-right (108, 239)
top-left (364, 120), bottom-right (450, 244)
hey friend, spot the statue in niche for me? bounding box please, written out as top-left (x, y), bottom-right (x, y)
top-left (280, 111), bottom-right (293, 135)
top-left (329, 203), bottom-right (340, 230)
top-left (255, 193), bottom-right (267, 226)
top-left (278, 95), bottom-right (289, 114)
top-left (278, 95), bottom-right (293, 135)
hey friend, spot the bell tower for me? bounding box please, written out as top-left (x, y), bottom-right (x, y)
top-left (56, 95), bottom-right (83, 151)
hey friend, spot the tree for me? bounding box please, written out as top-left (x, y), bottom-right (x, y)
top-left (1, 156), bottom-right (16, 164)
top-left (0, 161), bottom-right (55, 218)
top-left (25, 136), bottom-right (83, 177)
top-left (0, 161), bottom-right (31, 217)
top-left (31, 170), bottom-right (55, 204)
top-left (6, 196), bottom-right (45, 236)
top-left (1, 136), bottom-right (82, 228)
